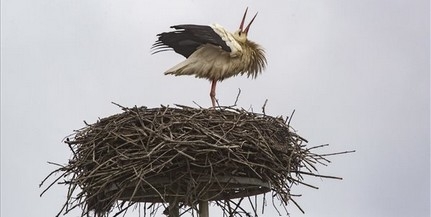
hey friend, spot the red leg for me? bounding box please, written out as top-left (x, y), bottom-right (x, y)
top-left (210, 80), bottom-right (217, 108)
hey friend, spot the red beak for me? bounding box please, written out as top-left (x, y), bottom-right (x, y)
top-left (239, 7), bottom-right (258, 34)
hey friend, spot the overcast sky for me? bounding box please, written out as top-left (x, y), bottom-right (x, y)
top-left (1, 0), bottom-right (429, 217)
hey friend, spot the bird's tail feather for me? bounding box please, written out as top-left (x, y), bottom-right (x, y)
top-left (164, 60), bottom-right (194, 76)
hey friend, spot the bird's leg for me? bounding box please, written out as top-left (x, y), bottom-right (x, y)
top-left (210, 80), bottom-right (217, 108)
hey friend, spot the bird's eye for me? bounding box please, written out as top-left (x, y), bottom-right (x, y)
top-left (238, 32), bottom-right (242, 36)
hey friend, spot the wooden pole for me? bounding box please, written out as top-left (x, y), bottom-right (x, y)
top-left (168, 201), bottom-right (179, 217)
top-left (199, 200), bottom-right (209, 217)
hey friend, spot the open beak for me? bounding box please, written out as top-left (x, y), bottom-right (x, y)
top-left (239, 7), bottom-right (258, 34)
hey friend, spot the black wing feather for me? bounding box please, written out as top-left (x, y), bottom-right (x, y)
top-left (152, 24), bottom-right (231, 58)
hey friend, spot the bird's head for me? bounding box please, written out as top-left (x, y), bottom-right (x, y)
top-left (233, 8), bottom-right (258, 43)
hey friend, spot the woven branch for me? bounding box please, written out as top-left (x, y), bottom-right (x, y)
top-left (40, 104), bottom-right (348, 217)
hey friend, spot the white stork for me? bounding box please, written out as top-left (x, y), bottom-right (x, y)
top-left (152, 8), bottom-right (267, 107)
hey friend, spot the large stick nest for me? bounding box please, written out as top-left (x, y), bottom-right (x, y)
top-left (41, 104), bottom-right (346, 217)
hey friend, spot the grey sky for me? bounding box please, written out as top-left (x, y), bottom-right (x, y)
top-left (1, 0), bottom-right (429, 216)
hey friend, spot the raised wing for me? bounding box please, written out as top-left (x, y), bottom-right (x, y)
top-left (152, 25), bottom-right (232, 58)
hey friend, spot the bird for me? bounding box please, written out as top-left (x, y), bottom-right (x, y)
top-left (152, 8), bottom-right (266, 107)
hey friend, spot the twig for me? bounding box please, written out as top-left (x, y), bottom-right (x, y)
top-left (234, 88), bottom-right (242, 106)
top-left (261, 99), bottom-right (268, 115)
